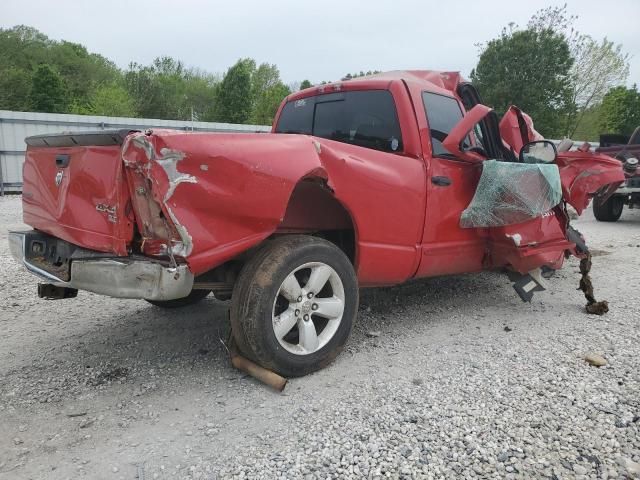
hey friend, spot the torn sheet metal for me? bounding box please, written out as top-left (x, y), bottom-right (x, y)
top-left (123, 133), bottom-right (195, 258)
top-left (555, 151), bottom-right (625, 214)
top-left (460, 160), bottom-right (562, 228)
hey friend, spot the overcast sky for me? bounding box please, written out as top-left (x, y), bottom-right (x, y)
top-left (2, 0), bottom-right (639, 86)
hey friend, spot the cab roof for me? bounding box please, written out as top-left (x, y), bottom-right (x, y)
top-left (287, 70), bottom-right (465, 102)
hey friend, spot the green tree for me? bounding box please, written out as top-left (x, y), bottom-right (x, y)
top-left (571, 104), bottom-right (602, 141)
top-left (214, 59), bottom-right (253, 123)
top-left (299, 79), bottom-right (312, 90)
top-left (471, 27), bottom-right (573, 137)
top-left (252, 82), bottom-right (290, 125)
top-left (248, 62), bottom-right (290, 124)
top-left (0, 26), bottom-right (50, 72)
top-left (50, 40), bottom-right (119, 106)
top-left (527, 5), bottom-right (629, 136)
top-left (251, 63), bottom-right (279, 98)
top-left (0, 66), bottom-right (32, 110)
top-left (125, 57), bottom-right (186, 119)
top-left (183, 68), bottom-right (220, 122)
top-left (0, 25), bottom-right (120, 113)
top-left (0, 25), bottom-right (289, 124)
top-left (30, 64), bottom-right (67, 112)
top-left (71, 83), bottom-right (137, 117)
top-left (565, 38), bottom-right (629, 136)
top-left (599, 85), bottom-right (640, 136)
top-left (124, 57), bottom-right (219, 120)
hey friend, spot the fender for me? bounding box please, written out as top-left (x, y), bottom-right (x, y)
top-left (556, 149), bottom-right (625, 214)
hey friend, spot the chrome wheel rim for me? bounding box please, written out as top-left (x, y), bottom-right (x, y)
top-left (272, 262), bottom-right (345, 355)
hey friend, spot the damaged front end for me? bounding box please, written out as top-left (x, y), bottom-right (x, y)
top-left (500, 106), bottom-right (626, 215)
top-left (499, 110), bottom-right (625, 308)
top-left (449, 103), bottom-right (626, 307)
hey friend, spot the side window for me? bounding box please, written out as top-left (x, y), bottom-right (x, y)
top-left (422, 92), bottom-right (465, 157)
top-left (275, 90), bottom-right (403, 153)
top-left (313, 91), bottom-right (403, 153)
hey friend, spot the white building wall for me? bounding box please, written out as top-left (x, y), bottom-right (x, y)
top-left (0, 110), bottom-right (270, 194)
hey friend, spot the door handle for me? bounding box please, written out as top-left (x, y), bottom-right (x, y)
top-left (431, 176), bottom-right (452, 186)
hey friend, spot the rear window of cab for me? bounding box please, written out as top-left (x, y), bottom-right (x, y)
top-left (275, 90), bottom-right (403, 154)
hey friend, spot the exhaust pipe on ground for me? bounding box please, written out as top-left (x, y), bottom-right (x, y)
top-left (230, 352), bottom-right (288, 392)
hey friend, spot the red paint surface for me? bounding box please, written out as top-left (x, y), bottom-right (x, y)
top-left (22, 70), bottom-right (625, 286)
top-left (555, 151), bottom-right (625, 214)
top-left (22, 145), bottom-right (133, 255)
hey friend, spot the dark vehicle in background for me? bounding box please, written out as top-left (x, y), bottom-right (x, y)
top-left (592, 127), bottom-right (640, 221)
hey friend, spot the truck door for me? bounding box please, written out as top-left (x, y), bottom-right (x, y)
top-left (412, 90), bottom-right (488, 277)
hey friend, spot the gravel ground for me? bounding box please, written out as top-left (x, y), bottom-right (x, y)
top-left (0, 194), bottom-right (639, 480)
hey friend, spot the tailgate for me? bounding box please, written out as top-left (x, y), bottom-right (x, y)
top-left (21, 130), bottom-right (136, 255)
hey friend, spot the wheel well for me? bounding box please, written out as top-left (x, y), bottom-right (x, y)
top-left (276, 179), bottom-right (356, 263)
top-left (194, 179), bottom-right (357, 297)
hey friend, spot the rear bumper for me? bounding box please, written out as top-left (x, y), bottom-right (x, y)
top-left (8, 231), bottom-right (194, 300)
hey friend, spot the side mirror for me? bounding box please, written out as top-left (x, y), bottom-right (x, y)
top-left (519, 140), bottom-right (557, 164)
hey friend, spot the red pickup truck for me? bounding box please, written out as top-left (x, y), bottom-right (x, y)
top-left (9, 71), bottom-right (627, 376)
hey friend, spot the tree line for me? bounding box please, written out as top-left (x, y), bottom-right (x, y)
top-left (1, 11), bottom-right (637, 138)
top-left (0, 26), bottom-right (307, 125)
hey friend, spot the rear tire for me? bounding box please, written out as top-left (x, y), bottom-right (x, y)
top-left (146, 289), bottom-right (211, 308)
top-left (593, 195), bottom-right (624, 222)
top-left (230, 235), bottom-right (358, 377)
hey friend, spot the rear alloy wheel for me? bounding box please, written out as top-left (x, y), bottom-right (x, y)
top-left (273, 261), bottom-right (345, 355)
top-left (231, 235), bottom-right (358, 377)
top-left (593, 195), bottom-right (624, 222)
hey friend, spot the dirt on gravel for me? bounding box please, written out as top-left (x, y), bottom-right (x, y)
top-left (1, 194), bottom-right (639, 479)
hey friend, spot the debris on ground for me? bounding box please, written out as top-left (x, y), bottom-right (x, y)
top-left (366, 331), bottom-right (381, 338)
top-left (65, 411), bottom-right (87, 418)
top-left (584, 353), bottom-right (608, 367)
top-left (578, 252), bottom-right (609, 315)
top-left (86, 366), bottom-right (129, 386)
top-left (78, 417), bottom-right (95, 429)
